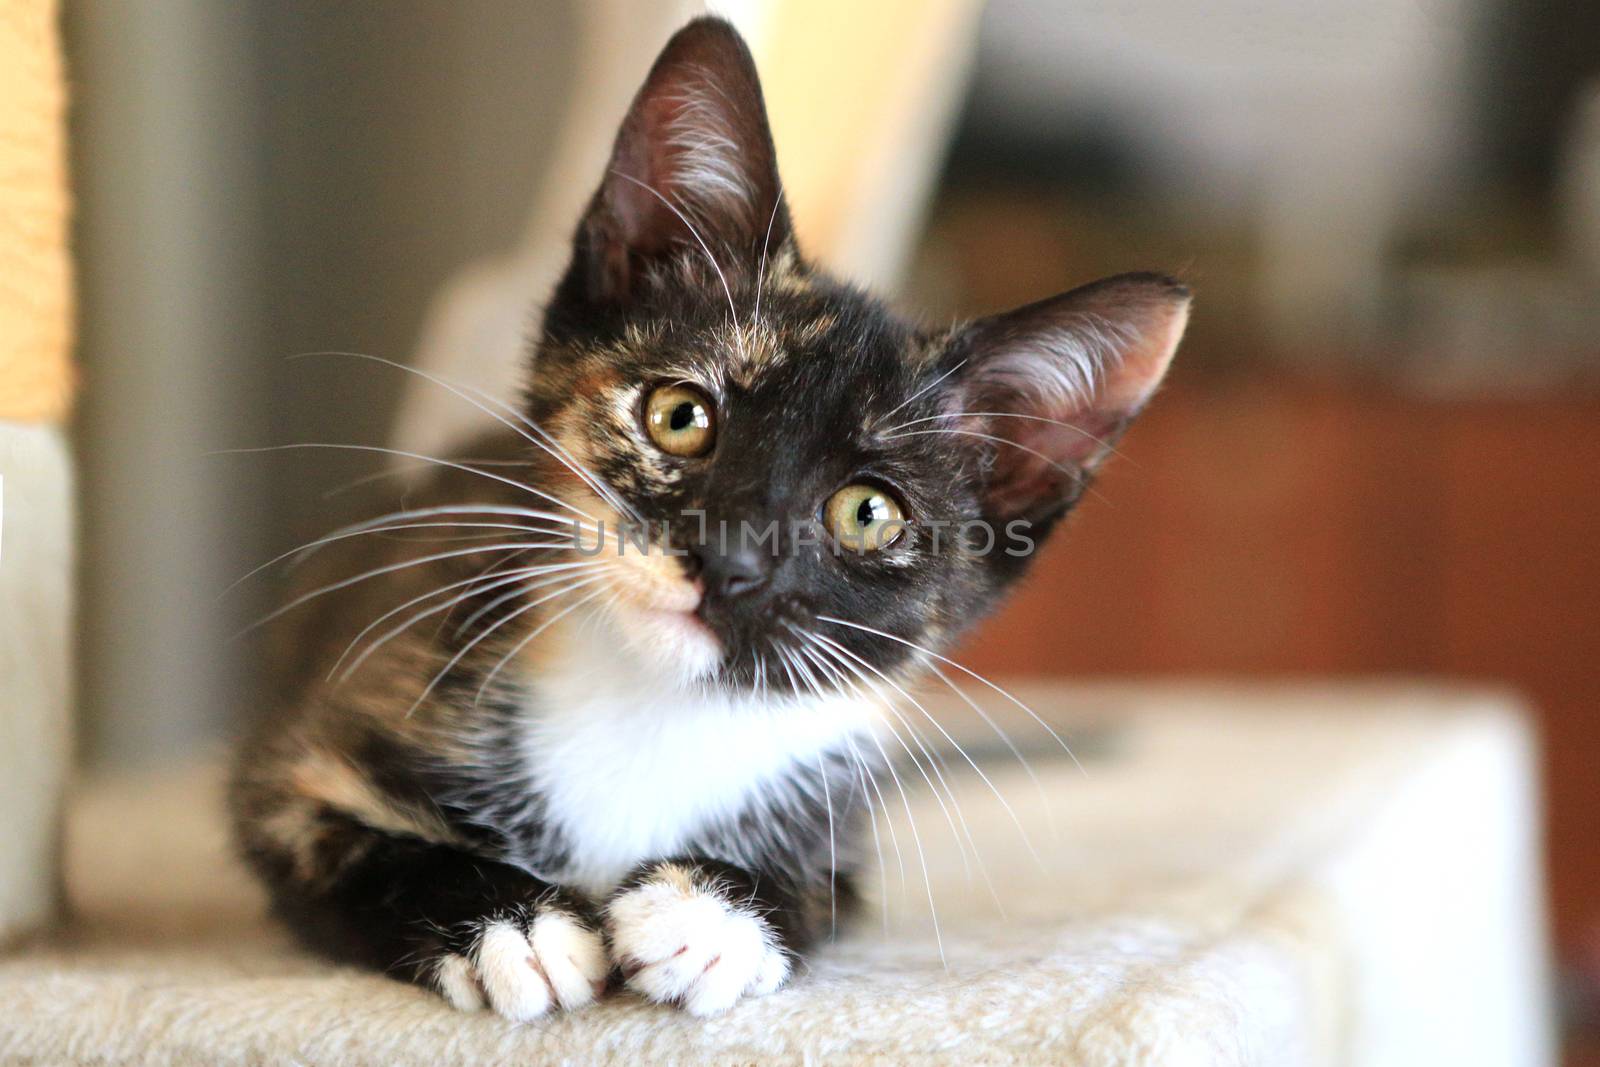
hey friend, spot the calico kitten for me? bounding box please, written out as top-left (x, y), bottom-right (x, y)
top-left (230, 17), bottom-right (1189, 1019)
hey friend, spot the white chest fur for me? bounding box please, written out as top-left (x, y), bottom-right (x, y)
top-left (521, 630), bottom-right (876, 895)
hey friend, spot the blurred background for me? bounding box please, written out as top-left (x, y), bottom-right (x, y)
top-left (63, 0), bottom-right (1598, 1060)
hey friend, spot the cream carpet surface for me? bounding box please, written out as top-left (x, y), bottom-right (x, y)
top-left (0, 683), bottom-right (1552, 1066)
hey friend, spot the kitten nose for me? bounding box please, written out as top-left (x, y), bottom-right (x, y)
top-left (689, 543), bottom-right (771, 599)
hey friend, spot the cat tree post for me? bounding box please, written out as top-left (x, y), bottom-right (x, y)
top-left (0, 0), bottom-right (74, 943)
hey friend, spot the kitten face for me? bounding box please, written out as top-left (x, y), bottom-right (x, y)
top-left (531, 268), bottom-right (993, 692)
top-left (522, 19), bottom-right (1189, 696)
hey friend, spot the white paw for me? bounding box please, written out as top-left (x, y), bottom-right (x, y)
top-left (432, 909), bottom-right (608, 1022)
top-left (605, 865), bottom-right (790, 1016)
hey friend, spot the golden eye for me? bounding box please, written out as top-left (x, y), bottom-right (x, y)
top-left (823, 483), bottom-right (907, 552)
top-left (643, 384), bottom-right (715, 457)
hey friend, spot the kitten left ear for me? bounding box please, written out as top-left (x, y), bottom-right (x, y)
top-left (576, 17), bottom-right (791, 304)
top-left (948, 272), bottom-right (1191, 523)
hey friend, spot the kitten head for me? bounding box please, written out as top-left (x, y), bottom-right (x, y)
top-left (527, 18), bottom-right (1188, 694)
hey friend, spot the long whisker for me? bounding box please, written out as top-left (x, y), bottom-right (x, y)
top-left (881, 717), bottom-right (987, 899)
top-left (796, 643), bottom-right (908, 908)
top-left (882, 410), bottom-right (1130, 464)
top-left (217, 443), bottom-right (596, 522)
top-left (816, 754), bottom-right (838, 938)
top-left (798, 632), bottom-right (945, 964)
top-left (450, 560), bottom-right (606, 638)
top-left (772, 642), bottom-right (804, 702)
top-left (583, 586), bottom-right (626, 643)
top-left (846, 735), bottom-right (901, 918)
top-left (293, 351), bottom-right (641, 522)
top-left (793, 632), bottom-right (977, 890)
top-left (882, 427), bottom-right (1077, 477)
top-left (775, 642), bottom-right (841, 934)
top-left (609, 170), bottom-right (739, 330)
top-left (330, 562), bottom-right (544, 682)
top-left (806, 629), bottom-right (1042, 873)
top-left (236, 540), bottom-right (572, 638)
top-left (780, 639), bottom-right (895, 925)
top-left (878, 359), bottom-right (967, 422)
top-left (801, 629), bottom-right (1018, 907)
top-left (797, 643), bottom-right (893, 932)
top-left (225, 502), bottom-right (597, 596)
top-left (233, 518), bottom-right (579, 591)
top-left (838, 690), bottom-right (944, 963)
top-left (784, 637), bottom-right (829, 701)
top-left (817, 615), bottom-right (1085, 775)
top-left (750, 192), bottom-right (783, 328)
top-left (335, 561), bottom-right (605, 683)
top-left (886, 709), bottom-right (1009, 914)
top-left (407, 571), bottom-right (611, 716)
top-left (422, 544), bottom-right (547, 650)
top-left (834, 728), bottom-right (903, 922)
top-left (750, 643), bottom-right (769, 696)
top-left (366, 528), bottom-right (559, 546)
top-left (320, 457), bottom-right (548, 503)
top-left (846, 744), bottom-right (894, 933)
top-left (925, 660), bottom-right (1058, 842)
top-left (473, 582), bottom-right (612, 706)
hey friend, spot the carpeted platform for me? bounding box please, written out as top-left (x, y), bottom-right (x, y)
top-left (0, 684), bottom-right (1553, 1066)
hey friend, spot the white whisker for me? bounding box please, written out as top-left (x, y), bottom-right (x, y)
top-left (750, 192), bottom-right (783, 328)
top-left (796, 630), bottom-right (944, 964)
top-left (806, 629), bottom-right (1042, 874)
top-left (610, 170), bottom-right (739, 331)
top-left (801, 629), bottom-right (1012, 909)
top-left (795, 631), bottom-right (975, 886)
top-left (882, 410), bottom-right (1127, 462)
top-left (408, 571), bottom-right (612, 717)
top-left (227, 505), bottom-right (601, 598)
top-left (816, 749), bottom-right (837, 938)
top-left (451, 560), bottom-right (607, 637)
top-left (322, 458), bottom-right (539, 503)
top-left (236, 540), bottom-right (574, 638)
top-left (292, 351), bottom-right (641, 522)
top-left (926, 660), bottom-right (1059, 842)
top-left (329, 563), bottom-right (541, 682)
top-left (882, 427), bottom-right (1076, 476)
top-left (336, 561), bottom-right (606, 684)
top-left (218, 442), bottom-right (596, 522)
top-left (472, 582), bottom-right (613, 706)
top-left (879, 359), bottom-right (966, 422)
top-left (817, 615), bottom-right (1085, 776)
top-left (797, 642), bottom-right (893, 932)
top-left (232, 518), bottom-right (582, 591)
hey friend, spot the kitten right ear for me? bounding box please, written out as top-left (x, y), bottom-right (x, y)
top-left (573, 17), bottom-right (792, 304)
top-left (948, 272), bottom-right (1191, 524)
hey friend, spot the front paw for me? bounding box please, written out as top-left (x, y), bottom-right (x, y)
top-left (605, 863), bottom-right (791, 1016)
top-left (431, 906), bottom-right (608, 1021)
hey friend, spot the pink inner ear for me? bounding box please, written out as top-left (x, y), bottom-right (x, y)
top-left (971, 392), bottom-right (1148, 521)
top-left (959, 275), bottom-right (1191, 520)
top-left (1008, 405), bottom-right (1131, 473)
top-left (597, 19), bottom-right (781, 262)
top-left (1094, 300), bottom-right (1190, 414)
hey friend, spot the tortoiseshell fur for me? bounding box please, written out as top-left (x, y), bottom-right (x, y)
top-left (231, 17), bottom-right (1189, 1019)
